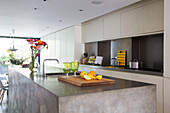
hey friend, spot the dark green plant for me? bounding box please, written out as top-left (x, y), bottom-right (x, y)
top-left (9, 53), bottom-right (29, 65)
top-left (0, 55), bottom-right (9, 65)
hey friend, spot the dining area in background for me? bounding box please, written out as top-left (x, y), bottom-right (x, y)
top-left (0, 74), bottom-right (8, 104)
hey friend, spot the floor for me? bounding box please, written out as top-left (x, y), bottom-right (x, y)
top-left (0, 66), bottom-right (8, 113)
top-left (0, 92), bottom-right (8, 113)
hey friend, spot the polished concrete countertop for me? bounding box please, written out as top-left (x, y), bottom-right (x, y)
top-left (80, 64), bottom-right (163, 76)
top-left (9, 66), bottom-right (153, 97)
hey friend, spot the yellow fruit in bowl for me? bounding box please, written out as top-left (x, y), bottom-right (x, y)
top-left (84, 75), bottom-right (91, 80)
top-left (80, 71), bottom-right (88, 78)
top-left (88, 74), bottom-right (96, 80)
top-left (89, 71), bottom-right (96, 77)
top-left (96, 75), bottom-right (102, 80)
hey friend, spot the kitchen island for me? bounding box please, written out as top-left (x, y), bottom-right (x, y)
top-left (8, 66), bottom-right (156, 113)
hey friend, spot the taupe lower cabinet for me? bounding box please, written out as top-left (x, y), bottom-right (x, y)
top-left (82, 0), bottom-right (163, 43)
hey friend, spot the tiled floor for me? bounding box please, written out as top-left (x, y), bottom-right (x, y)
top-left (0, 92), bottom-right (8, 113)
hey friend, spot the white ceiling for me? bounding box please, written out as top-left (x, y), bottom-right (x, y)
top-left (0, 0), bottom-right (140, 38)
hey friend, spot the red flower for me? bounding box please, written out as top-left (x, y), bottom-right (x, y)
top-left (37, 53), bottom-right (40, 57)
top-left (35, 43), bottom-right (39, 46)
top-left (33, 39), bottom-right (38, 42)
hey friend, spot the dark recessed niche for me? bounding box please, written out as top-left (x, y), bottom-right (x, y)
top-left (84, 33), bottom-right (163, 71)
top-left (132, 33), bottom-right (163, 70)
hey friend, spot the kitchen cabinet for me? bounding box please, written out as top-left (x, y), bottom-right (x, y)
top-left (60, 30), bottom-right (67, 65)
top-left (103, 14), bottom-right (121, 39)
top-left (41, 25), bottom-right (83, 68)
top-left (91, 18), bottom-right (103, 42)
top-left (132, 73), bottom-right (163, 113)
top-left (67, 27), bottom-right (75, 61)
top-left (82, 22), bottom-right (92, 43)
top-left (54, 32), bottom-right (61, 67)
top-left (82, 18), bottom-right (103, 43)
top-left (164, 0), bottom-right (170, 78)
top-left (43, 36), bottom-right (51, 66)
top-left (121, 0), bottom-right (163, 37)
top-left (164, 78), bottom-right (170, 113)
top-left (82, 0), bottom-right (163, 43)
top-left (49, 34), bottom-right (56, 67)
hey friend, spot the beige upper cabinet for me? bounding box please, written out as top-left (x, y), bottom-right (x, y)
top-left (82, 18), bottom-right (103, 43)
top-left (103, 14), bottom-right (121, 39)
top-left (121, 0), bottom-right (163, 37)
top-left (82, 0), bottom-right (163, 43)
top-left (91, 18), bottom-right (103, 42)
top-left (82, 22), bottom-right (92, 43)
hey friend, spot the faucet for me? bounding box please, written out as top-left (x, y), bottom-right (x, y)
top-left (43, 59), bottom-right (59, 76)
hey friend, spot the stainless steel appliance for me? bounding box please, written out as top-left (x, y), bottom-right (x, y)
top-left (129, 59), bottom-right (143, 69)
top-left (110, 57), bottom-right (119, 66)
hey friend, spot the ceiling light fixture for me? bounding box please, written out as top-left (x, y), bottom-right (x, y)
top-left (91, 1), bottom-right (103, 4)
top-left (79, 9), bottom-right (83, 12)
top-left (59, 20), bottom-right (62, 22)
top-left (7, 29), bottom-right (18, 52)
top-left (34, 8), bottom-right (38, 10)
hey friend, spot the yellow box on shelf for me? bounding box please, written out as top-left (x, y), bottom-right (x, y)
top-left (117, 50), bottom-right (127, 66)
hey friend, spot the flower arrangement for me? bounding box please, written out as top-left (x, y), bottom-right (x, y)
top-left (26, 39), bottom-right (48, 72)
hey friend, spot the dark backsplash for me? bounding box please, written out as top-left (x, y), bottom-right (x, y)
top-left (85, 33), bottom-right (163, 70)
top-left (98, 41), bottom-right (111, 66)
top-left (132, 34), bottom-right (163, 70)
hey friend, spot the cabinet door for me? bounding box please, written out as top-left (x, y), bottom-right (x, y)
top-left (104, 14), bottom-right (121, 39)
top-left (82, 22), bottom-right (92, 43)
top-left (49, 34), bottom-right (56, 67)
top-left (164, 78), bottom-right (170, 113)
top-left (132, 73), bottom-right (163, 113)
top-left (121, 0), bottom-right (163, 37)
top-left (54, 32), bottom-right (61, 67)
top-left (67, 27), bottom-right (75, 61)
top-left (91, 18), bottom-right (103, 41)
top-left (60, 30), bottom-right (67, 66)
top-left (43, 36), bottom-right (51, 67)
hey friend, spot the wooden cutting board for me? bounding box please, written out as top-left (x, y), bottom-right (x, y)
top-left (58, 76), bottom-right (115, 86)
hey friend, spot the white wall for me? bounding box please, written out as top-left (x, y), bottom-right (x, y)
top-left (164, 0), bottom-right (170, 77)
top-left (164, 0), bottom-right (170, 113)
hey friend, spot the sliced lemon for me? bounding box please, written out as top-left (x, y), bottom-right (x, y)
top-left (88, 74), bottom-right (96, 80)
top-left (74, 60), bottom-right (77, 66)
top-left (84, 75), bottom-right (91, 80)
top-left (80, 71), bottom-right (88, 78)
top-left (96, 75), bottom-right (102, 80)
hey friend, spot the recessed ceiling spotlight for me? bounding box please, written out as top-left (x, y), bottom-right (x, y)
top-left (79, 9), bottom-right (83, 12)
top-left (91, 1), bottom-right (103, 4)
top-left (43, 0), bottom-right (47, 1)
top-left (59, 20), bottom-right (62, 22)
top-left (47, 27), bottom-right (49, 29)
top-left (34, 8), bottom-right (38, 10)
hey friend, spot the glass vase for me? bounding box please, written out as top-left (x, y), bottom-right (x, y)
top-left (29, 58), bottom-right (39, 73)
